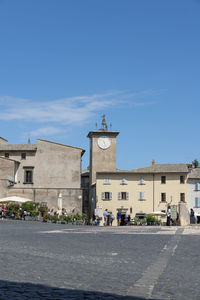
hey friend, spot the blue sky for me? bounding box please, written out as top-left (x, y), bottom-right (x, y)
top-left (0, 0), bottom-right (200, 170)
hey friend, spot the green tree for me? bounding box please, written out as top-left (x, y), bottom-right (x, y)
top-left (192, 159), bottom-right (199, 168)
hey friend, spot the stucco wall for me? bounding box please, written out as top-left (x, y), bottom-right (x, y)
top-left (0, 158), bottom-right (16, 198)
top-left (188, 178), bottom-right (200, 215)
top-left (96, 172), bottom-right (188, 226)
top-left (33, 140), bottom-right (82, 188)
top-left (0, 151), bottom-right (36, 188)
top-left (89, 133), bottom-right (118, 185)
top-left (7, 188), bottom-right (82, 213)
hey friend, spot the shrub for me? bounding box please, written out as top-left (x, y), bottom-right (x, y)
top-left (21, 202), bottom-right (39, 213)
top-left (6, 203), bottom-right (19, 217)
top-left (52, 214), bottom-right (59, 223)
top-left (30, 211), bottom-right (39, 217)
top-left (64, 215), bottom-right (73, 223)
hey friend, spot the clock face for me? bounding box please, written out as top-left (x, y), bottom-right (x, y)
top-left (98, 137), bottom-right (111, 150)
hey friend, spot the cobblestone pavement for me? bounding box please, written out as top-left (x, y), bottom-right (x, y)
top-left (0, 220), bottom-right (200, 299)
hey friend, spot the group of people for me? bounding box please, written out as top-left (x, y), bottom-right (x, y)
top-left (102, 209), bottom-right (115, 226)
top-left (103, 209), bottom-right (131, 226)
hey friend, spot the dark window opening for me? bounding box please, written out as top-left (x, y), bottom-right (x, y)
top-left (5, 153), bottom-right (9, 158)
top-left (161, 193), bottom-right (166, 202)
top-left (21, 153), bottom-right (26, 159)
top-left (24, 168), bottom-right (34, 184)
top-left (122, 192), bottom-right (127, 200)
top-left (161, 176), bottom-right (166, 184)
top-left (180, 176), bottom-right (185, 184)
top-left (105, 192), bottom-right (110, 200)
top-left (180, 193), bottom-right (185, 202)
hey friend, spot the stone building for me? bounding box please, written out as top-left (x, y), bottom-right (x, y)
top-left (188, 168), bottom-right (200, 223)
top-left (84, 116), bottom-right (193, 225)
top-left (96, 164), bottom-right (191, 226)
top-left (0, 137), bottom-right (85, 212)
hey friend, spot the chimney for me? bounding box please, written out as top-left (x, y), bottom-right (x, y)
top-left (152, 159), bottom-right (155, 165)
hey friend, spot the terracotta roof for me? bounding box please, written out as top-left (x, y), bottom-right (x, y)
top-left (132, 164), bottom-right (190, 173)
top-left (97, 164), bottom-right (190, 175)
top-left (188, 168), bottom-right (200, 179)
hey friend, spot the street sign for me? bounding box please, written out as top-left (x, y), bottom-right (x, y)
top-left (171, 205), bottom-right (177, 220)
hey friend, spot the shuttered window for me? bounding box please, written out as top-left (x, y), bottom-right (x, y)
top-left (140, 177), bottom-right (145, 184)
top-left (101, 192), bottom-right (112, 200)
top-left (195, 197), bottom-right (200, 207)
top-left (104, 178), bottom-right (110, 184)
top-left (118, 192), bottom-right (129, 200)
top-left (140, 192), bottom-right (145, 200)
top-left (195, 183), bottom-right (200, 191)
top-left (122, 178), bottom-right (127, 184)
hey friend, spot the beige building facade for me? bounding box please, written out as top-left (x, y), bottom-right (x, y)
top-left (0, 137), bottom-right (85, 212)
top-left (96, 164), bottom-right (190, 226)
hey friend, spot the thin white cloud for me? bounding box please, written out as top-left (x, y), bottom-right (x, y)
top-left (29, 126), bottom-right (64, 137)
top-left (0, 90), bottom-right (159, 127)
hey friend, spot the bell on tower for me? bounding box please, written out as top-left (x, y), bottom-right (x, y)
top-left (101, 114), bottom-right (108, 131)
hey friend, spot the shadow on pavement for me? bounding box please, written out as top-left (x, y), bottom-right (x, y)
top-left (0, 280), bottom-right (152, 299)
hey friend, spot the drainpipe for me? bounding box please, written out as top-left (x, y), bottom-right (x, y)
top-left (153, 173), bottom-right (155, 211)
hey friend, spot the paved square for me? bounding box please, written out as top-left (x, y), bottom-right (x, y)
top-left (0, 220), bottom-right (199, 299)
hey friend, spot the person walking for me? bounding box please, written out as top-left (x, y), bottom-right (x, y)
top-left (103, 209), bottom-right (108, 226)
top-left (166, 206), bottom-right (171, 226)
top-left (117, 210), bottom-right (121, 226)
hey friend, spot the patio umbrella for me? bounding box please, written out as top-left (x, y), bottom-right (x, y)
top-left (147, 211), bottom-right (167, 216)
top-left (0, 196), bottom-right (34, 203)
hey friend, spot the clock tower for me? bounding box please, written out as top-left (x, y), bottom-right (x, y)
top-left (87, 115), bottom-right (119, 186)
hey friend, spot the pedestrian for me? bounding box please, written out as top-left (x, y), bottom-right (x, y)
top-left (110, 213), bottom-right (115, 226)
top-left (23, 210), bottom-right (27, 221)
top-left (124, 214), bottom-right (128, 225)
top-left (127, 215), bottom-right (131, 224)
top-left (166, 206), bottom-right (171, 226)
top-left (190, 208), bottom-right (196, 224)
top-left (103, 209), bottom-right (108, 226)
top-left (117, 210), bottom-right (121, 226)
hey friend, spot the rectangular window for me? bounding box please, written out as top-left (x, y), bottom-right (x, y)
top-left (161, 193), bottom-right (166, 202)
top-left (121, 178), bottom-right (127, 185)
top-left (118, 192), bottom-right (129, 200)
top-left (140, 177), bottom-right (145, 184)
top-left (23, 167), bottom-right (34, 184)
top-left (104, 178), bottom-right (110, 184)
top-left (21, 153), bottom-right (26, 160)
top-left (101, 192), bottom-right (112, 200)
top-left (195, 183), bottom-right (200, 191)
top-left (5, 153), bottom-right (9, 158)
top-left (161, 176), bottom-right (166, 184)
top-left (180, 193), bottom-right (185, 202)
top-left (180, 176), bottom-right (185, 184)
top-left (139, 192), bottom-right (145, 200)
top-left (122, 192), bottom-right (126, 200)
top-left (195, 197), bottom-right (200, 208)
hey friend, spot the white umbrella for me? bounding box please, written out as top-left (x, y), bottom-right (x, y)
top-left (147, 211), bottom-right (167, 216)
top-left (0, 196), bottom-right (34, 203)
